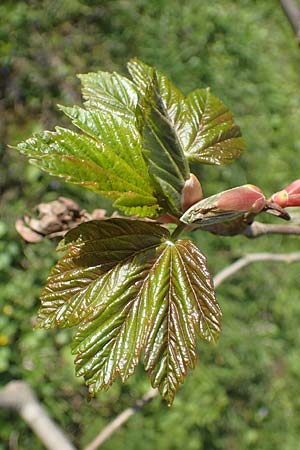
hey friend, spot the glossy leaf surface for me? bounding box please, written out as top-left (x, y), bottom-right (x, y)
top-left (127, 58), bottom-right (154, 97)
top-left (129, 59), bottom-right (244, 167)
top-left (128, 59), bottom-right (190, 215)
top-left (17, 59), bottom-right (244, 218)
top-left (78, 71), bottom-right (139, 120)
top-left (37, 219), bottom-right (221, 403)
top-left (17, 119), bottom-right (160, 218)
top-left (144, 238), bottom-right (221, 404)
top-left (183, 88), bottom-right (245, 164)
top-left (36, 219), bottom-right (168, 329)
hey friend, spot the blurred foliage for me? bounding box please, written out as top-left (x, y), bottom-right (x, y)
top-left (1, 0), bottom-right (300, 449)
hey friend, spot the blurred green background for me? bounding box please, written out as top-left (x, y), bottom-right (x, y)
top-left (1, 0), bottom-right (300, 449)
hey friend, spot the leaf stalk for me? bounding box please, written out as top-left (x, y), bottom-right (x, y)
top-left (171, 222), bottom-right (186, 240)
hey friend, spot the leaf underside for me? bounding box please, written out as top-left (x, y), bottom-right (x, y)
top-left (37, 219), bottom-right (221, 404)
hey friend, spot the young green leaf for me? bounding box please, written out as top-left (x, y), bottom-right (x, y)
top-left (16, 60), bottom-right (244, 219)
top-left (17, 120), bottom-right (160, 218)
top-left (37, 219), bottom-right (168, 329)
top-left (127, 58), bottom-right (154, 97)
top-left (144, 239), bottom-right (221, 405)
top-left (129, 59), bottom-right (244, 167)
top-left (78, 71), bottom-right (139, 121)
top-left (37, 219), bottom-right (221, 403)
top-left (183, 88), bottom-right (245, 165)
top-left (128, 59), bottom-right (190, 215)
top-left (58, 105), bottom-right (147, 176)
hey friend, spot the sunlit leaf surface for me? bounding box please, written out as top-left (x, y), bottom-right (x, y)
top-left (17, 117), bottom-right (160, 218)
top-left (128, 59), bottom-right (190, 215)
top-left (183, 88), bottom-right (245, 164)
top-left (17, 59), bottom-right (244, 218)
top-left (78, 71), bottom-right (139, 120)
top-left (129, 59), bottom-right (244, 166)
top-left (15, 61), bottom-right (242, 402)
top-left (37, 219), bottom-right (221, 403)
top-left (144, 238), bottom-right (221, 404)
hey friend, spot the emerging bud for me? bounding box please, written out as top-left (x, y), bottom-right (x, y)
top-left (283, 194), bottom-right (300, 207)
top-left (216, 184), bottom-right (265, 213)
top-left (283, 179), bottom-right (300, 195)
top-left (180, 184), bottom-right (266, 226)
top-left (270, 179), bottom-right (300, 208)
top-left (181, 173), bottom-right (203, 212)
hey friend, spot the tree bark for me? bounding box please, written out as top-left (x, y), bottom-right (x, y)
top-left (0, 381), bottom-right (76, 450)
top-left (280, 0), bottom-right (300, 38)
top-left (244, 220), bottom-right (300, 238)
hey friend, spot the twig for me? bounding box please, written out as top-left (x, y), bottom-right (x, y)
top-left (84, 388), bottom-right (158, 450)
top-left (0, 381), bottom-right (76, 450)
top-left (15, 196), bottom-right (300, 243)
top-left (280, 0), bottom-right (300, 39)
top-left (213, 252), bottom-right (300, 288)
top-left (244, 221), bottom-right (300, 238)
